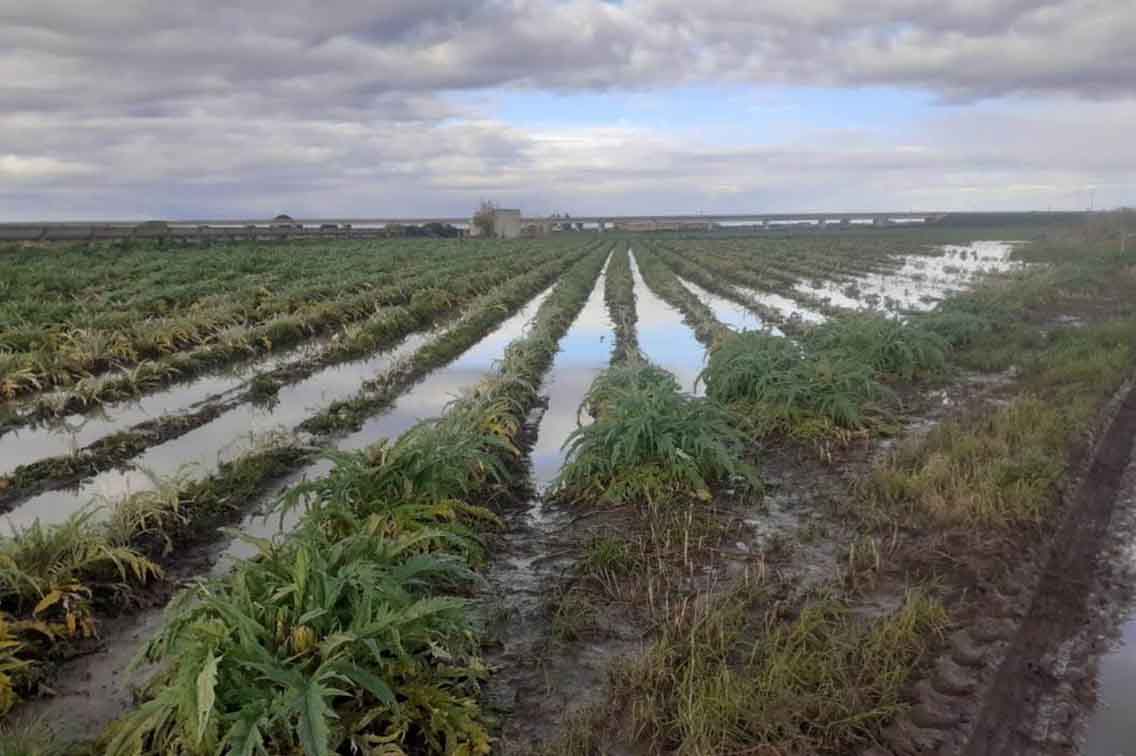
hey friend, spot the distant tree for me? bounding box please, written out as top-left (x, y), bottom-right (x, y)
top-left (473, 200), bottom-right (497, 238)
top-left (423, 222), bottom-right (459, 238)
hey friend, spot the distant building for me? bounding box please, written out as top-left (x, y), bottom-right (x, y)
top-left (470, 207), bottom-right (523, 239)
top-left (492, 208), bottom-right (522, 239)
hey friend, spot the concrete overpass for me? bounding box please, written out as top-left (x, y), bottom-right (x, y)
top-left (0, 211), bottom-right (1085, 243)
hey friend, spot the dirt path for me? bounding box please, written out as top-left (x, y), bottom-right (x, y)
top-left (960, 384), bottom-right (1136, 755)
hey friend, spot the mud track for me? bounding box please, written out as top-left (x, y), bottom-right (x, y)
top-left (863, 382), bottom-right (1136, 756)
top-left (960, 383), bottom-right (1136, 755)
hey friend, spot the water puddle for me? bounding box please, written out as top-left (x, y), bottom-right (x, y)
top-left (628, 250), bottom-right (707, 393)
top-left (794, 241), bottom-right (1024, 314)
top-left (676, 275), bottom-right (784, 336)
top-left (492, 266), bottom-right (612, 599)
top-left (737, 287), bottom-right (827, 324)
top-left (1079, 443), bottom-right (1136, 755)
top-left (1, 333), bottom-right (429, 530)
top-left (12, 603), bottom-right (167, 743)
top-left (0, 337), bottom-right (327, 478)
top-left (1, 284), bottom-right (565, 739)
top-left (1084, 619), bottom-right (1136, 755)
top-left (481, 263), bottom-right (635, 748)
top-left (213, 284), bottom-right (557, 566)
top-left (528, 269), bottom-right (613, 492)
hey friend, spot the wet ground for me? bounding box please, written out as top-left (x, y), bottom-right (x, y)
top-left (854, 378), bottom-right (1136, 756)
top-left (213, 283), bottom-right (556, 566)
top-left (0, 338), bottom-right (326, 478)
top-left (1084, 615), bottom-right (1136, 754)
top-left (480, 255), bottom-right (866, 751)
top-left (798, 241), bottom-right (1024, 314)
top-left (1, 285), bottom-right (564, 533)
top-left (676, 274), bottom-right (787, 336)
top-left (628, 250), bottom-right (707, 393)
top-left (1068, 407), bottom-right (1136, 756)
top-left (739, 285), bottom-right (828, 323)
top-left (5, 238), bottom-right (1064, 749)
top-left (1, 333), bottom-right (427, 530)
top-left (4, 283), bottom-right (561, 738)
top-left (480, 264), bottom-right (628, 748)
top-left (958, 383), bottom-right (1136, 756)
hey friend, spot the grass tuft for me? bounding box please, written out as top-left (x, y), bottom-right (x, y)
top-left (700, 330), bottom-right (892, 443)
top-left (804, 314), bottom-right (947, 380)
top-left (863, 396), bottom-right (1066, 528)
top-left (614, 586), bottom-right (947, 755)
top-left (556, 362), bottom-right (759, 506)
top-left (0, 719), bottom-right (64, 756)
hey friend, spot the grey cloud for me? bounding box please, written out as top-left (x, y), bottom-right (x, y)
top-left (1, 0), bottom-right (1134, 219)
top-left (3, 98), bottom-right (1133, 220)
top-left (4, 0), bottom-right (1133, 116)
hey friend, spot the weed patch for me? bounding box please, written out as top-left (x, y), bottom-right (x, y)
top-left (97, 246), bottom-right (613, 755)
top-left (804, 314), bottom-right (946, 380)
top-left (700, 330), bottom-right (892, 445)
top-left (556, 362), bottom-right (759, 507)
top-left (612, 586), bottom-right (946, 755)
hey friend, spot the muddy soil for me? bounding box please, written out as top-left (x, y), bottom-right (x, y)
top-left (0, 285), bottom-right (563, 741)
top-left (477, 306), bottom-right (1026, 752)
top-left (852, 379), bottom-right (1136, 756)
top-left (1078, 466), bottom-right (1136, 755)
top-left (482, 429), bottom-right (863, 752)
top-left (958, 384), bottom-right (1136, 756)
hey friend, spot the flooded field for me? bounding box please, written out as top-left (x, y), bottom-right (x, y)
top-left (796, 241), bottom-right (1024, 313)
top-left (677, 275), bottom-right (779, 334)
top-left (0, 338), bottom-right (325, 477)
top-left (5, 230), bottom-right (1127, 756)
top-left (527, 263), bottom-right (613, 488)
top-left (1, 332), bottom-right (426, 529)
top-left (215, 282), bottom-right (557, 563)
top-left (628, 250), bottom-right (706, 392)
top-left (5, 279), bottom-right (562, 738)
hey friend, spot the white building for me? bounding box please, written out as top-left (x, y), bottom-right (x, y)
top-left (492, 209), bottom-right (522, 239)
top-left (470, 207), bottom-right (523, 239)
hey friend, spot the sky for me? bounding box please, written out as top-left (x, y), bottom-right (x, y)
top-left (1, 0), bottom-right (1135, 220)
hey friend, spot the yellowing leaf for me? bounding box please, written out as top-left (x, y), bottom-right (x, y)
top-left (33, 589), bottom-right (64, 616)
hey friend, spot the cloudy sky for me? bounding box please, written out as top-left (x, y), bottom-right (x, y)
top-left (2, 0), bottom-right (1134, 220)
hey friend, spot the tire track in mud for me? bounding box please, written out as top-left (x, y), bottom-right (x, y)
top-left (961, 382), bottom-right (1136, 756)
top-left (863, 382), bottom-right (1136, 756)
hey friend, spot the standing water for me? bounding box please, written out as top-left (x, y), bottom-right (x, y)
top-left (795, 241), bottom-right (1024, 314)
top-left (0, 338), bottom-right (326, 478)
top-left (676, 275), bottom-right (784, 336)
top-left (628, 250), bottom-right (708, 394)
top-left (215, 283), bottom-right (557, 564)
top-left (1079, 445), bottom-right (1136, 755)
top-left (9, 283), bottom-right (563, 741)
top-left (3, 285), bottom-right (557, 531)
top-left (481, 261), bottom-right (634, 746)
top-left (1084, 621), bottom-right (1136, 755)
top-left (1, 333), bottom-right (428, 530)
top-left (528, 263), bottom-right (614, 490)
top-left (339, 286), bottom-right (556, 456)
top-left (737, 286), bottom-right (827, 324)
